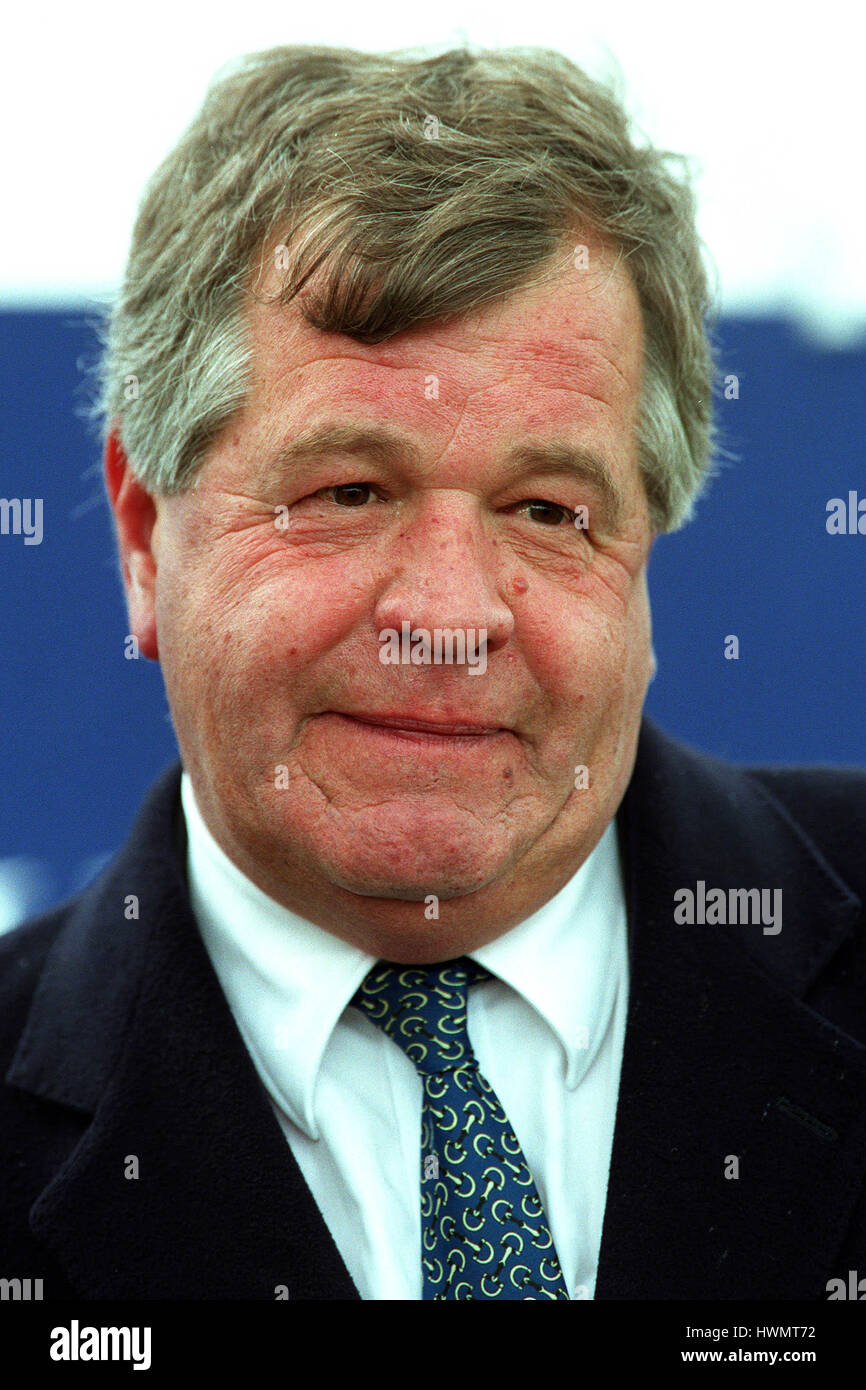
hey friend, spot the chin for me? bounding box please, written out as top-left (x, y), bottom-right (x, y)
top-left (324, 845), bottom-right (503, 900)
top-left (313, 819), bottom-right (514, 901)
top-left (259, 789), bottom-right (534, 900)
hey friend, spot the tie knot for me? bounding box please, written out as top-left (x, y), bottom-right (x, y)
top-left (350, 956), bottom-right (491, 1074)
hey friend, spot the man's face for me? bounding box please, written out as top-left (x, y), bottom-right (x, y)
top-left (110, 234), bottom-right (656, 961)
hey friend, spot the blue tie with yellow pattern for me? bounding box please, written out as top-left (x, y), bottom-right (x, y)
top-left (350, 956), bottom-right (571, 1299)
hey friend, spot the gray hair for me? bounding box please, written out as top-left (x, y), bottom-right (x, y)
top-left (92, 43), bottom-right (720, 532)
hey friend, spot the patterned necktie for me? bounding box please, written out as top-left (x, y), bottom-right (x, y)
top-left (350, 956), bottom-right (571, 1300)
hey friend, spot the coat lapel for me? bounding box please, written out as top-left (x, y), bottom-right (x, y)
top-left (596, 721), bottom-right (866, 1298)
top-left (8, 764), bottom-right (361, 1299)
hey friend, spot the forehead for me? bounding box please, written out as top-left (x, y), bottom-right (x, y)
top-left (237, 232), bottom-right (645, 471)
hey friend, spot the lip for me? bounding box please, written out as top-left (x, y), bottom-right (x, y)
top-left (329, 711), bottom-right (508, 737)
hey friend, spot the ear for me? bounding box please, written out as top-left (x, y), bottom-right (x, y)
top-left (104, 428), bottom-right (160, 661)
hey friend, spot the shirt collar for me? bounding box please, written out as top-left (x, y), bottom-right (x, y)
top-left (181, 771), bottom-right (625, 1139)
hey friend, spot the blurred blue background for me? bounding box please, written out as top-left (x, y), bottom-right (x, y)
top-left (1, 307), bottom-right (864, 927)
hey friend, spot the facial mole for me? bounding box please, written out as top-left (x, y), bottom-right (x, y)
top-left (512, 575), bottom-right (529, 595)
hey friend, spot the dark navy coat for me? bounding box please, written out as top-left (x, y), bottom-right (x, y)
top-left (2, 717), bottom-right (866, 1299)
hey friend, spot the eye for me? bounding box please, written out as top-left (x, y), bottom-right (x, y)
top-left (317, 482), bottom-right (377, 507)
top-left (515, 499), bottom-right (577, 527)
top-left (301, 486), bottom-right (581, 527)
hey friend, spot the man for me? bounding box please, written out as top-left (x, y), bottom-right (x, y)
top-left (1, 42), bottom-right (865, 1302)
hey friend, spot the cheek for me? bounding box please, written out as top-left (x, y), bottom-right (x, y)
top-left (178, 543), bottom-right (378, 678)
top-left (524, 603), bottom-right (627, 706)
top-left (518, 589), bottom-right (650, 765)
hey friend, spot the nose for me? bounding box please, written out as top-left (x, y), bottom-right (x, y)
top-left (373, 491), bottom-right (514, 656)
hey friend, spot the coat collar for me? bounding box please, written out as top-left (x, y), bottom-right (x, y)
top-left (7, 717), bottom-right (866, 1298)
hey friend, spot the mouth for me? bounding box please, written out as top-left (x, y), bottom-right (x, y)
top-left (325, 711), bottom-right (510, 744)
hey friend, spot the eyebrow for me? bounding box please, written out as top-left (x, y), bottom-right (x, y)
top-left (268, 421), bottom-right (625, 531)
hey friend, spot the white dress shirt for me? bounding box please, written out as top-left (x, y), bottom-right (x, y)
top-left (181, 771), bottom-right (629, 1300)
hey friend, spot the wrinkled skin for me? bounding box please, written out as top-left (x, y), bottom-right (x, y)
top-left (106, 234), bottom-right (656, 963)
